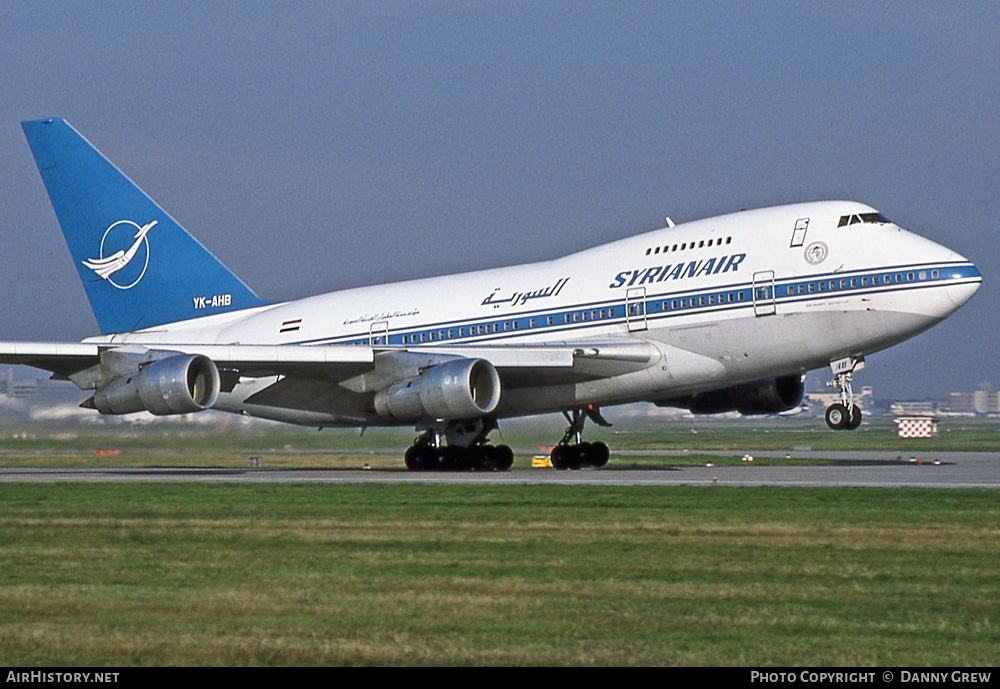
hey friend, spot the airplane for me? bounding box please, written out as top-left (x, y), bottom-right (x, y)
top-left (0, 118), bottom-right (983, 471)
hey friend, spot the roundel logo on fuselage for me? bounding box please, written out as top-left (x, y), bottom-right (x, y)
top-left (804, 241), bottom-right (828, 265)
top-left (81, 220), bottom-right (157, 290)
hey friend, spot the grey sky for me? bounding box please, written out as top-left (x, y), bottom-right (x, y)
top-left (1, 2), bottom-right (996, 398)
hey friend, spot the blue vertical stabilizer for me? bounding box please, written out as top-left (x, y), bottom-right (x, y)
top-left (22, 118), bottom-right (267, 334)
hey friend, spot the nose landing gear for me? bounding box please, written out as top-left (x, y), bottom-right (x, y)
top-left (825, 357), bottom-right (864, 431)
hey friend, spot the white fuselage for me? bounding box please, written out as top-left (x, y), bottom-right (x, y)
top-left (87, 201), bottom-right (981, 425)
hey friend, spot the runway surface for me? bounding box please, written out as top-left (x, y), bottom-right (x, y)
top-left (2, 450), bottom-right (998, 487)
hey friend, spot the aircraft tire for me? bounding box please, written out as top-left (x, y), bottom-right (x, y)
top-left (847, 405), bottom-right (863, 430)
top-left (404, 445), bottom-right (423, 471)
top-left (470, 446), bottom-right (495, 471)
top-left (494, 444), bottom-right (514, 471)
top-left (590, 441), bottom-right (610, 468)
top-left (429, 447), bottom-right (452, 471)
top-left (825, 403), bottom-right (849, 431)
top-left (551, 444), bottom-right (571, 470)
top-left (405, 444), bottom-right (436, 471)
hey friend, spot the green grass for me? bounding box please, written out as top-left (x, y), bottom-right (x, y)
top-left (1, 483), bottom-right (997, 666)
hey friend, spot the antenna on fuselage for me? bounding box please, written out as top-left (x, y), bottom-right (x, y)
top-left (665, 217), bottom-right (675, 228)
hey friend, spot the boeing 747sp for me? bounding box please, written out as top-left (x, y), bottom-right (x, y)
top-left (0, 118), bottom-right (982, 470)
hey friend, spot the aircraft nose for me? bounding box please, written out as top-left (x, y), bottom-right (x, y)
top-left (946, 270), bottom-right (981, 307)
top-left (943, 252), bottom-right (982, 307)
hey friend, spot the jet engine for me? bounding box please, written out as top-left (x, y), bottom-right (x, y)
top-left (92, 354), bottom-right (221, 415)
top-left (656, 374), bottom-right (804, 416)
top-left (374, 358), bottom-right (501, 421)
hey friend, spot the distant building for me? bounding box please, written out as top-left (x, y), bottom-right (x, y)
top-left (890, 401), bottom-right (939, 417)
top-left (932, 383), bottom-right (999, 416)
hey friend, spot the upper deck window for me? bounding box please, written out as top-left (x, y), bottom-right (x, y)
top-left (838, 212), bottom-right (892, 227)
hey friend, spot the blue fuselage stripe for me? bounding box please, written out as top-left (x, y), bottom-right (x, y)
top-left (295, 262), bottom-right (980, 347)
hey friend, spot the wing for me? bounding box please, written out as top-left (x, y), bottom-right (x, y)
top-left (0, 339), bottom-right (655, 420)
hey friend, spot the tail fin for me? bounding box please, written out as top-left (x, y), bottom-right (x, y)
top-left (21, 118), bottom-right (267, 335)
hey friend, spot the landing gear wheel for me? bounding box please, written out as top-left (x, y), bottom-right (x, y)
top-left (494, 444), bottom-right (514, 471)
top-left (469, 446), bottom-right (493, 471)
top-left (589, 441), bottom-right (610, 468)
top-left (404, 444), bottom-right (434, 471)
top-left (825, 403), bottom-right (849, 431)
top-left (404, 446), bottom-right (422, 471)
top-left (550, 444), bottom-right (571, 470)
top-left (846, 405), bottom-right (863, 430)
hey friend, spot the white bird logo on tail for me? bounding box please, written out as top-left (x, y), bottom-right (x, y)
top-left (83, 220), bottom-right (157, 289)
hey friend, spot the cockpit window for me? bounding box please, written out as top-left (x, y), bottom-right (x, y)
top-left (838, 212), bottom-right (891, 227)
top-left (860, 212), bottom-right (890, 224)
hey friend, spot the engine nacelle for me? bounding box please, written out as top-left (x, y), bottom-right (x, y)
top-left (92, 354), bottom-right (221, 416)
top-left (656, 374), bottom-right (804, 416)
top-left (374, 358), bottom-right (501, 421)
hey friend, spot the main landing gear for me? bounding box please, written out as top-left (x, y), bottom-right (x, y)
top-left (549, 406), bottom-right (611, 470)
top-left (825, 356), bottom-right (864, 431)
top-left (403, 419), bottom-right (514, 472)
